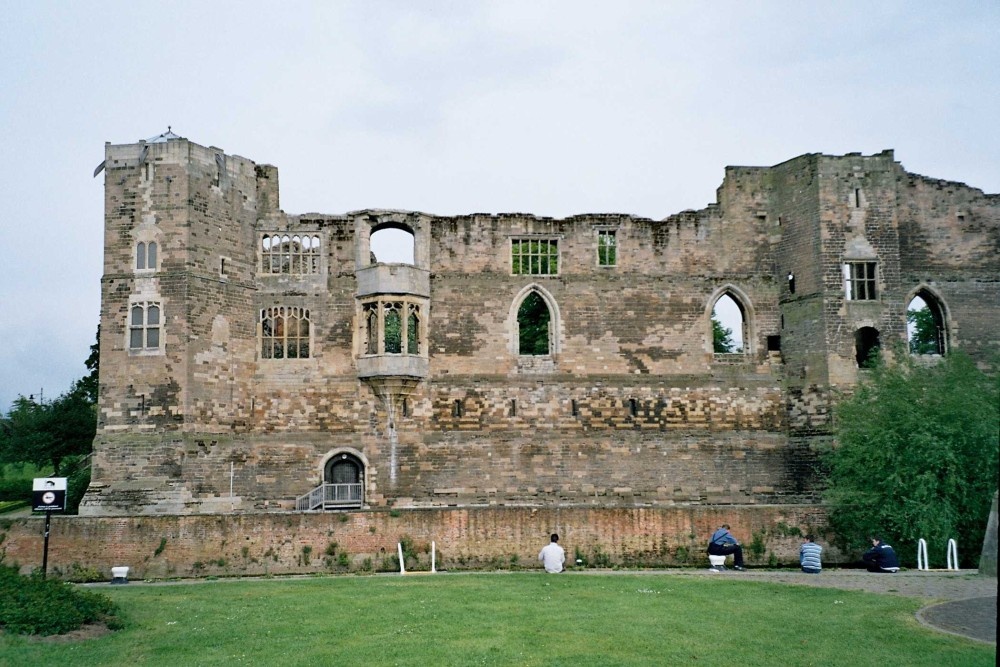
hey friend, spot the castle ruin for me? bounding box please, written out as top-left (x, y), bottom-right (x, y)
top-left (81, 132), bottom-right (999, 516)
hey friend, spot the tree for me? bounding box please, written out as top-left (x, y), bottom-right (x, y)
top-left (824, 352), bottom-right (999, 567)
top-left (517, 292), bottom-right (550, 355)
top-left (0, 381), bottom-right (96, 475)
top-left (712, 317), bottom-right (735, 353)
top-left (907, 306), bottom-right (940, 355)
top-left (78, 325), bottom-right (100, 403)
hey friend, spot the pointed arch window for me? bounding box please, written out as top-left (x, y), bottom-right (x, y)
top-left (517, 291), bottom-right (552, 355)
top-left (907, 291), bottom-right (947, 356)
top-left (709, 289), bottom-right (753, 361)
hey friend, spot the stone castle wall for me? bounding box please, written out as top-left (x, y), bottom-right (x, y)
top-left (82, 138), bottom-right (999, 516)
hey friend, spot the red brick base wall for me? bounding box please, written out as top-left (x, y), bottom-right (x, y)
top-left (1, 505), bottom-right (841, 580)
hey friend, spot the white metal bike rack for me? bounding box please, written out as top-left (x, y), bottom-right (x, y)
top-left (946, 538), bottom-right (958, 571)
top-left (916, 538), bottom-right (929, 570)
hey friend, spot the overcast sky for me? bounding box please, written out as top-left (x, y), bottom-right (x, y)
top-left (1, 1), bottom-right (997, 411)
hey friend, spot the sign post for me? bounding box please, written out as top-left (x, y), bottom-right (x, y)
top-left (32, 477), bottom-right (67, 579)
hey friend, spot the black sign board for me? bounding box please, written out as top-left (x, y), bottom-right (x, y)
top-left (32, 477), bottom-right (67, 512)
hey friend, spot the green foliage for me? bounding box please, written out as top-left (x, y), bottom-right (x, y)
top-left (825, 352), bottom-right (999, 566)
top-left (0, 564), bottom-right (120, 635)
top-left (155, 537), bottom-right (168, 557)
top-left (0, 476), bottom-right (31, 502)
top-left (711, 316), bottom-right (735, 353)
top-left (78, 325), bottom-right (101, 404)
top-left (0, 382), bottom-right (96, 475)
top-left (517, 291), bottom-right (550, 356)
top-left (907, 306), bottom-right (940, 354)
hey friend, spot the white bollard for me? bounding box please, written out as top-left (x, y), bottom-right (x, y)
top-left (916, 538), bottom-right (928, 570)
top-left (946, 538), bottom-right (959, 571)
top-left (398, 542), bottom-right (406, 575)
top-left (431, 541), bottom-right (436, 573)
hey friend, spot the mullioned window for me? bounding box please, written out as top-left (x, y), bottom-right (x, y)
top-left (260, 234), bottom-right (321, 275)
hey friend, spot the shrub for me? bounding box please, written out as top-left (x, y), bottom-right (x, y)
top-left (0, 477), bottom-right (31, 502)
top-left (0, 564), bottom-right (121, 635)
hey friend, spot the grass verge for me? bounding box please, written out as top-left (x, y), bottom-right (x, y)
top-left (0, 573), bottom-right (993, 666)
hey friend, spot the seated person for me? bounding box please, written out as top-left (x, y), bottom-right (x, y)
top-left (707, 524), bottom-right (745, 571)
top-left (862, 536), bottom-right (899, 573)
top-left (799, 534), bottom-right (822, 574)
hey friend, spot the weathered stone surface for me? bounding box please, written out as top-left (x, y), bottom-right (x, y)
top-left (82, 138), bottom-right (1000, 516)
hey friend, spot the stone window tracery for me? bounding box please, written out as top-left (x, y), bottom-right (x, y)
top-left (844, 262), bottom-right (877, 301)
top-left (511, 238), bottom-right (559, 275)
top-left (361, 298), bottom-right (424, 356)
top-left (260, 306), bottom-right (311, 359)
top-left (260, 234), bottom-right (321, 275)
top-left (129, 302), bottom-right (161, 351)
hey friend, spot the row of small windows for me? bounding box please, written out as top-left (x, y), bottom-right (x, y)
top-left (510, 232), bottom-right (617, 275)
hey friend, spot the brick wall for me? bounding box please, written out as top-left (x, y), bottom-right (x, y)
top-left (0, 505), bottom-right (843, 580)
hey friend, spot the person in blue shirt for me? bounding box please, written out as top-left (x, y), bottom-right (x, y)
top-left (707, 524), bottom-right (745, 571)
top-left (799, 534), bottom-right (822, 573)
top-left (862, 536), bottom-right (900, 573)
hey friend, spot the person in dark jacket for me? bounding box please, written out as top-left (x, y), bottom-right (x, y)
top-left (862, 536), bottom-right (900, 573)
top-left (707, 524), bottom-right (745, 570)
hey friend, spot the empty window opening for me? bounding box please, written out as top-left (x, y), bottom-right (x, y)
top-left (597, 230), bottom-right (617, 266)
top-left (129, 302), bottom-right (161, 350)
top-left (510, 399), bottom-right (517, 417)
top-left (855, 327), bottom-right (881, 368)
top-left (711, 293), bottom-right (745, 353)
top-left (362, 298), bottom-right (422, 356)
top-left (629, 398), bottom-right (638, 417)
top-left (854, 188), bottom-right (861, 208)
top-left (767, 335), bottom-right (781, 352)
top-left (220, 257), bottom-right (228, 276)
top-left (261, 234), bottom-right (321, 275)
top-left (517, 291), bottom-right (552, 355)
top-left (407, 304), bottom-right (420, 355)
top-left (383, 303), bottom-right (402, 354)
top-left (452, 399), bottom-right (464, 418)
top-left (787, 272), bottom-right (795, 294)
top-left (260, 306), bottom-right (311, 359)
top-left (571, 399), bottom-right (579, 416)
top-left (907, 293), bottom-right (946, 355)
top-left (844, 262), bottom-right (878, 300)
top-left (136, 241), bottom-right (157, 271)
top-left (512, 239), bottom-right (559, 275)
top-left (370, 226), bottom-right (415, 265)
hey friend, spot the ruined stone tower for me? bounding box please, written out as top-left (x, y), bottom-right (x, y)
top-left (81, 133), bottom-right (999, 516)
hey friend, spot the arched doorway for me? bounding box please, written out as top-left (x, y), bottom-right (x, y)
top-left (323, 452), bottom-right (365, 508)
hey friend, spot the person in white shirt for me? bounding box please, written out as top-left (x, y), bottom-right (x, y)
top-left (539, 533), bottom-right (566, 573)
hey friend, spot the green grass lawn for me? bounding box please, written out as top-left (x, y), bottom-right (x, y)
top-left (0, 574), bottom-right (993, 666)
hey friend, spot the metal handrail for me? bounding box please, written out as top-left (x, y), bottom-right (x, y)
top-left (296, 483), bottom-right (363, 511)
